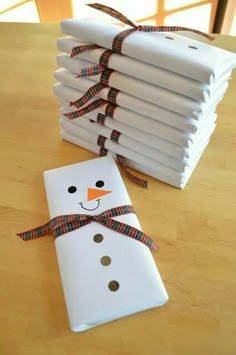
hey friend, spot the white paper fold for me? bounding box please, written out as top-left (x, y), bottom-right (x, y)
top-left (53, 82), bottom-right (216, 147)
top-left (61, 18), bottom-right (236, 82)
top-left (57, 36), bottom-right (232, 102)
top-left (44, 156), bottom-right (168, 331)
top-left (60, 129), bottom-right (211, 189)
top-left (60, 115), bottom-right (216, 173)
top-left (58, 98), bottom-right (216, 160)
top-left (56, 57), bottom-right (229, 117)
top-left (60, 120), bottom-right (213, 182)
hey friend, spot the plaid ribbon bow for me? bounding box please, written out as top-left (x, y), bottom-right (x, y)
top-left (70, 2), bottom-right (214, 72)
top-left (17, 205), bottom-right (158, 251)
top-left (69, 2), bottom-right (214, 108)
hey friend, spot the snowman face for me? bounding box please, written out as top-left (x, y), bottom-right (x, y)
top-left (67, 178), bottom-right (111, 212)
top-left (44, 156), bottom-right (130, 217)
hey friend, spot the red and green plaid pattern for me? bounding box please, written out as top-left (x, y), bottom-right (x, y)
top-left (96, 133), bottom-right (148, 188)
top-left (88, 3), bottom-right (214, 54)
top-left (17, 205), bottom-right (158, 251)
top-left (105, 103), bottom-right (117, 118)
top-left (88, 3), bottom-right (138, 29)
top-left (110, 130), bottom-right (121, 143)
top-left (117, 154), bottom-right (148, 188)
top-left (108, 88), bottom-right (119, 105)
top-left (75, 50), bottom-right (114, 78)
top-left (97, 134), bottom-right (107, 147)
top-left (97, 113), bottom-right (106, 125)
top-left (138, 25), bottom-right (214, 39)
top-left (112, 28), bottom-right (137, 53)
top-left (99, 49), bottom-right (113, 66)
top-left (72, 69), bottom-right (114, 108)
top-left (99, 146), bottom-right (108, 156)
top-left (70, 82), bottom-right (105, 108)
top-left (76, 64), bottom-right (104, 78)
top-left (64, 98), bottom-right (107, 119)
top-left (70, 43), bottom-right (100, 58)
top-left (100, 68), bottom-right (114, 85)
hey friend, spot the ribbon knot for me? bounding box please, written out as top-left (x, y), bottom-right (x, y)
top-left (17, 205), bottom-right (158, 251)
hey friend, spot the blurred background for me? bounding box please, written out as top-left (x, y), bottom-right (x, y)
top-left (0, 0), bottom-right (235, 35)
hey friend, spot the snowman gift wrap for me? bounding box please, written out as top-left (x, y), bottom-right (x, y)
top-left (18, 155), bottom-right (168, 331)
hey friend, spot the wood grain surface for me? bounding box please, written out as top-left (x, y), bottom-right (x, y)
top-left (0, 23), bottom-right (235, 355)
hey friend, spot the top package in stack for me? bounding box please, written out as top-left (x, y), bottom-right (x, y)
top-left (53, 3), bottom-right (236, 189)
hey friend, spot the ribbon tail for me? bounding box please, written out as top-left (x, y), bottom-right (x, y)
top-left (88, 3), bottom-right (137, 28)
top-left (64, 98), bottom-right (107, 119)
top-left (70, 82), bottom-right (106, 108)
top-left (76, 64), bottom-right (105, 78)
top-left (71, 44), bottom-right (100, 57)
top-left (143, 25), bottom-right (214, 40)
top-left (117, 155), bottom-right (148, 188)
top-left (101, 217), bottom-right (158, 251)
top-left (17, 220), bottom-right (53, 241)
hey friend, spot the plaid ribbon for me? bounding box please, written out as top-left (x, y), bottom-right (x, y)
top-left (64, 98), bottom-right (107, 119)
top-left (71, 69), bottom-right (114, 108)
top-left (110, 129), bottom-right (121, 143)
top-left (64, 104), bottom-right (148, 188)
top-left (88, 3), bottom-right (214, 54)
top-left (71, 43), bottom-right (100, 58)
top-left (76, 49), bottom-right (114, 78)
top-left (107, 88), bottom-right (119, 105)
top-left (17, 205), bottom-right (157, 251)
top-left (117, 155), bottom-right (148, 188)
top-left (97, 134), bottom-right (148, 188)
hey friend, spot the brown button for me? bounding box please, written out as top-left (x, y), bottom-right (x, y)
top-left (108, 280), bottom-right (119, 292)
top-left (101, 256), bottom-right (111, 266)
top-left (93, 233), bottom-right (103, 243)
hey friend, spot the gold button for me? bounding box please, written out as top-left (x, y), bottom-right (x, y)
top-left (108, 280), bottom-right (119, 292)
top-left (101, 256), bottom-right (111, 266)
top-left (93, 233), bottom-right (103, 243)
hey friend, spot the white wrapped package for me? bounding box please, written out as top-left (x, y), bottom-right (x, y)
top-left (60, 120), bottom-right (214, 181)
top-left (54, 80), bottom-right (208, 134)
top-left (56, 55), bottom-right (229, 117)
top-left (60, 115), bottom-right (216, 172)
top-left (44, 156), bottom-right (168, 331)
top-left (53, 82), bottom-right (216, 147)
top-left (54, 69), bottom-right (228, 121)
top-left (61, 18), bottom-right (236, 82)
top-left (60, 129), bottom-right (212, 189)
top-left (58, 96), bottom-right (216, 160)
top-left (57, 36), bottom-right (232, 102)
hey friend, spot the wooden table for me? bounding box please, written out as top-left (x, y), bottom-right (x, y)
top-left (0, 23), bottom-right (236, 355)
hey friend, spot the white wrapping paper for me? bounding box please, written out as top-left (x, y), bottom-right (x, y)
top-left (61, 18), bottom-right (236, 82)
top-left (56, 56), bottom-right (229, 117)
top-left (53, 82), bottom-right (217, 147)
top-left (58, 97), bottom-right (216, 161)
top-left (54, 78), bottom-right (207, 133)
top-left (60, 129), bottom-right (211, 189)
top-left (60, 115), bottom-right (216, 173)
top-left (60, 121), bottom-right (213, 182)
top-left (57, 36), bottom-right (232, 102)
top-left (44, 156), bottom-right (168, 331)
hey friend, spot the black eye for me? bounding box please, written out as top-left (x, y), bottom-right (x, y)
top-left (68, 186), bottom-right (77, 193)
top-left (96, 180), bottom-right (104, 188)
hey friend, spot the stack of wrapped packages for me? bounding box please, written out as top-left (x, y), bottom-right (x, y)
top-left (53, 3), bottom-right (236, 188)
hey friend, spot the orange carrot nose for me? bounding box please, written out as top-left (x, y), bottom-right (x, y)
top-left (87, 187), bottom-right (111, 201)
